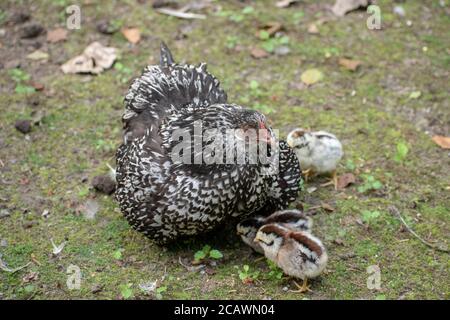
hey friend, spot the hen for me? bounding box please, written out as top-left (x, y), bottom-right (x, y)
top-left (115, 43), bottom-right (302, 244)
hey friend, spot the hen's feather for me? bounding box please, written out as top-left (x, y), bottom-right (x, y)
top-left (116, 44), bottom-right (302, 244)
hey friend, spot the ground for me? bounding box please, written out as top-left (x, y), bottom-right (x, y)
top-left (0, 0), bottom-right (449, 300)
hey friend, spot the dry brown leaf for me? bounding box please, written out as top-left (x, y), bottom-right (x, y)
top-left (337, 173), bottom-right (356, 190)
top-left (250, 47), bottom-right (269, 59)
top-left (332, 0), bottom-right (370, 17)
top-left (321, 203), bottom-right (335, 212)
top-left (61, 42), bottom-right (117, 74)
top-left (22, 271), bottom-right (39, 283)
top-left (31, 82), bottom-right (45, 91)
top-left (258, 22), bottom-right (283, 37)
top-left (47, 28), bottom-right (68, 43)
top-left (307, 23), bottom-right (319, 34)
top-left (339, 58), bottom-right (362, 71)
top-left (432, 135), bottom-right (450, 149)
top-left (276, 0), bottom-right (299, 8)
top-left (121, 27), bottom-right (141, 44)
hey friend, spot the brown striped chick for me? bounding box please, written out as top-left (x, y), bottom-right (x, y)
top-left (236, 209), bottom-right (312, 254)
top-left (287, 128), bottom-right (343, 190)
top-left (254, 224), bottom-right (328, 293)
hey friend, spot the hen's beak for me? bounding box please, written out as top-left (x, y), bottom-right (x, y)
top-left (258, 122), bottom-right (275, 145)
top-left (253, 235), bottom-right (262, 243)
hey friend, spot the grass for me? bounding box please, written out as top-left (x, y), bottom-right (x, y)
top-left (0, 0), bottom-right (449, 300)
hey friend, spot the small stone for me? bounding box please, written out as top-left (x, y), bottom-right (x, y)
top-left (0, 239), bottom-right (7, 247)
top-left (91, 284), bottom-right (103, 294)
top-left (15, 120), bottom-right (32, 134)
top-left (274, 46), bottom-right (290, 56)
top-left (393, 6), bottom-right (405, 17)
top-left (96, 20), bottom-right (118, 35)
top-left (92, 175), bottom-right (116, 195)
top-left (20, 23), bottom-right (45, 39)
top-left (22, 221), bottom-right (36, 229)
top-left (0, 209), bottom-right (11, 219)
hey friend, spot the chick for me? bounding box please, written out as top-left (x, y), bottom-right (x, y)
top-left (254, 223), bottom-right (328, 293)
top-left (236, 216), bottom-right (267, 254)
top-left (287, 128), bottom-right (343, 190)
top-left (236, 209), bottom-right (313, 254)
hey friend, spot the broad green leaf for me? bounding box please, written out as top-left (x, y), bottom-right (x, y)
top-left (113, 249), bottom-right (123, 260)
top-left (409, 91), bottom-right (421, 99)
top-left (209, 249), bottom-right (223, 259)
top-left (259, 30), bottom-right (270, 40)
top-left (120, 284), bottom-right (133, 299)
top-left (15, 84), bottom-right (35, 94)
top-left (194, 250), bottom-right (207, 261)
top-left (242, 6), bottom-right (254, 14)
top-left (394, 142), bottom-right (409, 162)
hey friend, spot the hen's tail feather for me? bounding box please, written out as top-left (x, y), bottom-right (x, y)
top-left (160, 41), bottom-right (174, 67)
top-left (121, 42), bottom-right (228, 144)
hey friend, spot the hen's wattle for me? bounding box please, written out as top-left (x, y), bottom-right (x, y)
top-left (115, 43), bottom-right (302, 244)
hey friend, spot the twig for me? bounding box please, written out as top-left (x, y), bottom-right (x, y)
top-left (178, 256), bottom-right (204, 272)
top-left (0, 260), bottom-right (32, 273)
top-left (155, 8), bottom-right (206, 20)
top-left (389, 206), bottom-right (449, 253)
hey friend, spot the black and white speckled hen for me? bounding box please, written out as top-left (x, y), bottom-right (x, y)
top-left (115, 43), bottom-right (302, 245)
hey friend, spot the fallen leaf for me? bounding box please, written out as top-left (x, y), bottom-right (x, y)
top-left (339, 58), bottom-right (362, 71)
top-left (61, 42), bottom-right (117, 74)
top-left (121, 27), bottom-right (141, 44)
top-left (332, 0), bottom-right (371, 17)
top-left (432, 135), bottom-right (450, 149)
top-left (307, 23), bottom-right (319, 34)
top-left (321, 203), bottom-right (335, 212)
top-left (30, 82), bottom-right (45, 91)
top-left (22, 271), bottom-right (39, 283)
top-left (26, 50), bottom-right (49, 60)
top-left (250, 47), bottom-right (269, 59)
top-left (276, 0), bottom-right (299, 8)
top-left (46, 28), bottom-right (68, 43)
top-left (258, 22), bottom-right (283, 38)
top-left (337, 173), bottom-right (356, 189)
top-left (409, 91), bottom-right (421, 99)
top-left (50, 238), bottom-right (66, 255)
top-left (300, 68), bottom-right (323, 85)
top-left (307, 186), bottom-right (317, 194)
top-left (61, 54), bottom-right (94, 74)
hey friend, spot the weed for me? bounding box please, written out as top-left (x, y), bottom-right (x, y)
top-left (194, 245), bottom-right (223, 263)
top-left (357, 174), bottom-right (383, 193)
